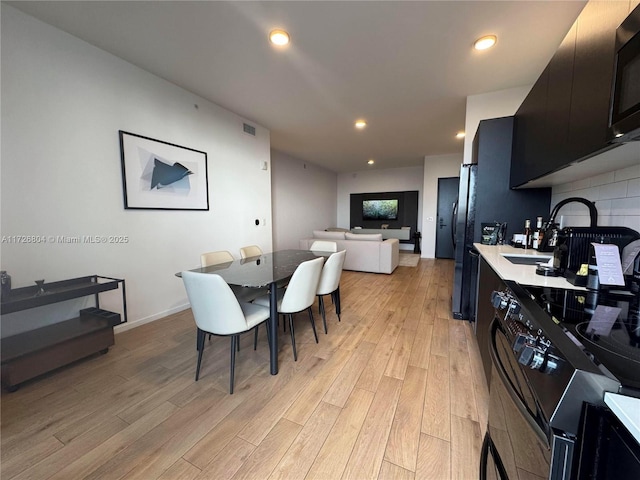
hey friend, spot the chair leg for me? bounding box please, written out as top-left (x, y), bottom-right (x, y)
top-left (195, 328), bottom-right (206, 381)
top-left (289, 313), bottom-right (297, 361)
top-left (254, 325), bottom-right (259, 350)
top-left (318, 296), bottom-right (328, 334)
top-left (230, 335), bottom-right (237, 394)
top-left (196, 328), bottom-right (205, 351)
top-left (335, 286), bottom-right (342, 321)
top-left (307, 308), bottom-right (318, 343)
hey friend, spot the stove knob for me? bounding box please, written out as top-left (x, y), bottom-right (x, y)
top-left (543, 354), bottom-right (560, 374)
top-left (509, 302), bottom-right (521, 314)
top-left (491, 291), bottom-right (503, 308)
top-left (517, 343), bottom-right (547, 370)
top-left (530, 350), bottom-right (545, 370)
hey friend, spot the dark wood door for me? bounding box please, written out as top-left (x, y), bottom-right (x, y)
top-left (435, 177), bottom-right (459, 259)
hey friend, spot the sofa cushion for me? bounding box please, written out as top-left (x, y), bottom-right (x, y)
top-left (313, 230), bottom-right (346, 240)
top-left (345, 232), bottom-right (382, 241)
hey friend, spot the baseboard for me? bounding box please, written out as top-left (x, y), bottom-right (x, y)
top-left (114, 303), bottom-right (190, 334)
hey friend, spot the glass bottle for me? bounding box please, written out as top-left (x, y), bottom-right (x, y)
top-left (524, 219), bottom-right (532, 249)
top-left (1, 270), bottom-right (11, 300)
top-left (532, 216), bottom-right (544, 250)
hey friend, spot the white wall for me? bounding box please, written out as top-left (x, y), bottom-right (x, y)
top-left (464, 86), bottom-right (532, 164)
top-left (1, 5), bottom-right (273, 333)
top-left (421, 154), bottom-right (463, 258)
top-left (337, 166), bottom-right (424, 250)
top-left (271, 150), bottom-right (337, 250)
top-left (551, 161), bottom-right (640, 232)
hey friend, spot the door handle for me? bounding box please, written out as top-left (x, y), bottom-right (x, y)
top-left (451, 201), bottom-right (458, 248)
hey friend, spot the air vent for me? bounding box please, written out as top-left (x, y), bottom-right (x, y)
top-left (243, 123), bottom-right (256, 136)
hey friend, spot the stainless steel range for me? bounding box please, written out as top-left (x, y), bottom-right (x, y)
top-left (480, 280), bottom-right (640, 479)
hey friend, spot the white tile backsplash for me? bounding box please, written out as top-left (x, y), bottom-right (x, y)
top-left (598, 180), bottom-right (628, 200)
top-left (614, 163), bottom-right (640, 182)
top-left (551, 164), bottom-right (640, 233)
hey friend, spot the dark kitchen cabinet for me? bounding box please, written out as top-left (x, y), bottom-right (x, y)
top-left (475, 257), bottom-right (505, 385)
top-left (545, 22), bottom-right (576, 171)
top-left (567, 0), bottom-right (630, 161)
top-left (510, 67), bottom-right (549, 188)
top-left (511, 1), bottom-right (632, 187)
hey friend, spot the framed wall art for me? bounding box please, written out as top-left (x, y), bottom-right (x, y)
top-left (119, 130), bottom-right (209, 210)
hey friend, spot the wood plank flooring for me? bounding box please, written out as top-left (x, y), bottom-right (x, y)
top-left (1, 259), bottom-right (489, 480)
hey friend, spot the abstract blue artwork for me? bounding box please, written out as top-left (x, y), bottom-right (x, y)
top-left (119, 131), bottom-right (209, 210)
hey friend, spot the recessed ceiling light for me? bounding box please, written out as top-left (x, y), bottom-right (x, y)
top-left (456, 132), bottom-right (465, 139)
top-left (269, 29), bottom-right (290, 46)
top-left (474, 35), bottom-right (497, 50)
top-left (367, 159), bottom-right (375, 165)
top-left (355, 120), bottom-right (367, 129)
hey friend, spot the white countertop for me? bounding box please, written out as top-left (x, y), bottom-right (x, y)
top-left (473, 243), bottom-right (586, 290)
top-left (604, 393), bottom-right (640, 445)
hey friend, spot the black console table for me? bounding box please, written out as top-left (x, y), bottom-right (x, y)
top-left (0, 275), bottom-right (126, 391)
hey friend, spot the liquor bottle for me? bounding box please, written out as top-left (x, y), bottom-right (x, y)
top-left (524, 219), bottom-right (532, 249)
top-left (0, 270), bottom-right (11, 300)
top-left (532, 216), bottom-right (544, 250)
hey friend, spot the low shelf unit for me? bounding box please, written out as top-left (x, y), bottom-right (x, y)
top-left (0, 275), bottom-right (126, 391)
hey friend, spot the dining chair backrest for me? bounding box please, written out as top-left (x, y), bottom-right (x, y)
top-left (310, 240), bottom-right (338, 252)
top-left (200, 250), bottom-right (234, 267)
top-left (240, 245), bottom-right (263, 259)
top-left (317, 250), bottom-right (346, 296)
top-left (280, 256), bottom-right (324, 313)
top-left (181, 271), bottom-right (247, 335)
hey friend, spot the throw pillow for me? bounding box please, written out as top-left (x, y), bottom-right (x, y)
top-left (313, 230), bottom-right (346, 240)
top-left (345, 232), bottom-right (383, 241)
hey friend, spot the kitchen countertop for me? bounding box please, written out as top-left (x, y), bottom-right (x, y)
top-left (473, 243), bottom-right (586, 290)
top-left (604, 393), bottom-right (640, 446)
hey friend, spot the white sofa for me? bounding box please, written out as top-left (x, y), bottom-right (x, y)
top-left (299, 230), bottom-right (399, 274)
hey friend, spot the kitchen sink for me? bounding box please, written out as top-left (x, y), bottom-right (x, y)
top-left (501, 254), bottom-right (552, 265)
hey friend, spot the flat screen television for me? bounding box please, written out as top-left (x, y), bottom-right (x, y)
top-left (362, 199), bottom-right (398, 220)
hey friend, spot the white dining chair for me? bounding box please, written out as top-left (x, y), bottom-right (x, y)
top-left (310, 240), bottom-right (338, 252)
top-left (200, 250), bottom-right (266, 304)
top-left (316, 250), bottom-right (347, 333)
top-left (253, 256), bottom-right (324, 361)
top-left (200, 250), bottom-right (234, 267)
top-left (181, 271), bottom-right (270, 394)
top-left (239, 245), bottom-right (263, 259)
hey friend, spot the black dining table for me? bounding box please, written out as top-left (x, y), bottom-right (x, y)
top-left (176, 249), bottom-right (323, 375)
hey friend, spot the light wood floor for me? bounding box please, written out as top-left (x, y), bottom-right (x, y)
top-left (1, 259), bottom-right (489, 480)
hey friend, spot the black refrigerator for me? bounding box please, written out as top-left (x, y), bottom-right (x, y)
top-left (452, 116), bottom-right (551, 321)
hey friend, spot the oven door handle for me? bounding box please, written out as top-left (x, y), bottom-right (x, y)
top-left (480, 432), bottom-right (509, 480)
top-left (489, 317), bottom-right (549, 446)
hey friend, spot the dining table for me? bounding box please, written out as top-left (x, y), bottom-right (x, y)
top-left (176, 249), bottom-right (324, 375)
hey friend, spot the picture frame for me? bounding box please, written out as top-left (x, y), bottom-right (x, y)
top-left (119, 130), bottom-right (209, 210)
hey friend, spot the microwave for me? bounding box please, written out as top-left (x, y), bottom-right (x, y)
top-left (609, 4), bottom-right (640, 143)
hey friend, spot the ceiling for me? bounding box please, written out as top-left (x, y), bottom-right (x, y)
top-left (7, 1), bottom-right (587, 173)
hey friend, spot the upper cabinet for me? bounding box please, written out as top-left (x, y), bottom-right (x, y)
top-left (511, 1), bottom-right (634, 188)
top-left (567, 1), bottom-right (630, 160)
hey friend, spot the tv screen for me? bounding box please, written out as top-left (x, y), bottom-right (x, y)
top-left (363, 199), bottom-right (398, 220)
